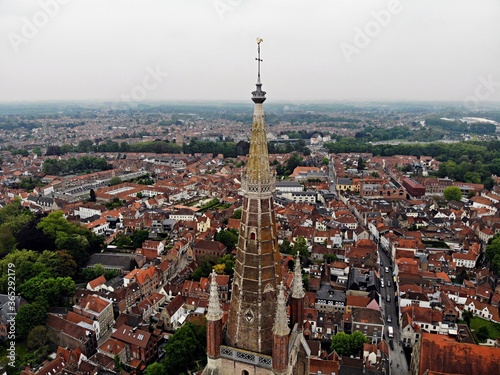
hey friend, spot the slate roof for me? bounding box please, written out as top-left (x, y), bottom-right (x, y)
top-left (86, 253), bottom-right (137, 271)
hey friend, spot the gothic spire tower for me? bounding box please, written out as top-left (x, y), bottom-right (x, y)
top-left (226, 38), bottom-right (281, 355)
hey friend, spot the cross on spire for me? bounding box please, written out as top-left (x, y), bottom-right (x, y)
top-left (256, 37), bottom-right (263, 83)
top-left (251, 37), bottom-right (266, 104)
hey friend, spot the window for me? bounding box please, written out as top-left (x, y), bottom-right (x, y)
top-left (242, 371), bottom-right (249, 375)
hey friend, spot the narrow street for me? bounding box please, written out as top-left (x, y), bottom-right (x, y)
top-left (378, 243), bottom-right (409, 375)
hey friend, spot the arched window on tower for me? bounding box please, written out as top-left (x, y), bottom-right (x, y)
top-left (250, 232), bottom-right (256, 240)
top-left (242, 371), bottom-right (249, 375)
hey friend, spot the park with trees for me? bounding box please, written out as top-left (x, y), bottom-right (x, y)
top-left (0, 201), bottom-right (105, 372)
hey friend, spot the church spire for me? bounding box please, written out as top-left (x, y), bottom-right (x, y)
top-left (245, 37), bottom-right (273, 187)
top-left (226, 38), bottom-right (281, 355)
top-left (292, 252), bottom-right (305, 299)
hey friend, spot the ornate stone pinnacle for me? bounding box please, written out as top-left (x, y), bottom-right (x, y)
top-left (207, 270), bottom-right (223, 321)
top-left (273, 282), bottom-right (290, 336)
top-left (292, 252), bottom-right (305, 299)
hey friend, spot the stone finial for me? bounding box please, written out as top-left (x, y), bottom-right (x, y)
top-left (207, 270), bottom-right (223, 321)
top-left (273, 282), bottom-right (290, 336)
top-left (292, 252), bottom-right (305, 299)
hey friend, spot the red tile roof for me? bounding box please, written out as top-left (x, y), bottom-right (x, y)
top-left (415, 333), bottom-right (500, 375)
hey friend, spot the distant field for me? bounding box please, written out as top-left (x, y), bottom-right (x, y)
top-left (470, 317), bottom-right (500, 339)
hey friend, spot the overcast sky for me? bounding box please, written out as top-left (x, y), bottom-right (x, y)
top-left (1, 0), bottom-right (499, 103)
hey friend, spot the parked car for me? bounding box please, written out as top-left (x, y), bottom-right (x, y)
top-left (387, 280), bottom-right (391, 287)
top-left (389, 339), bottom-right (394, 350)
top-left (385, 266), bottom-right (389, 273)
top-left (387, 315), bottom-right (392, 323)
top-left (386, 295), bottom-right (391, 302)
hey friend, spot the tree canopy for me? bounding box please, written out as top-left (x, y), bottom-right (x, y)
top-left (215, 229), bottom-right (238, 251)
top-left (330, 331), bottom-right (369, 357)
top-left (36, 211), bottom-right (104, 266)
top-left (42, 156), bottom-right (112, 176)
top-left (485, 234), bottom-right (500, 273)
top-left (16, 302), bottom-right (49, 340)
top-left (163, 322), bottom-right (206, 374)
top-left (443, 186), bottom-right (462, 202)
top-left (292, 236), bottom-right (309, 258)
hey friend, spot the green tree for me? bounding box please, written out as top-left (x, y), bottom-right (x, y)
top-left (36, 210), bottom-right (103, 266)
top-left (217, 254), bottom-right (235, 276)
top-left (20, 276), bottom-right (76, 306)
top-left (77, 139), bottom-right (94, 152)
top-left (27, 326), bottom-right (48, 350)
top-left (0, 250), bottom-right (44, 293)
top-left (215, 229), bottom-right (238, 251)
top-left (114, 233), bottom-right (133, 247)
top-left (114, 355), bottom-right (125, 373)
top-left (36, 250), bottom-right (78, 278)
top-left (163, 323), bottom-right (200, 373)
top-left (55, 233), bottom-right (90, 265)
top-left (491, 254), bottom-right (500, 274)
top-left (477, 326), bottom-right (489, 342)
top-left (485, 234), bottom-right (500, 273)
top-left (286, 153), bottom-right (303, 175)
top-left (83, 264), bottom-right (106, 281)
top-left (0, 226), bottom-right (16, 258)
top-left (191, 256), bottom-right (217, 281)
top-left (330, 331), bottom-right (369, 357)
top-left (16, 302), bottom-right (48, 339)
top-left (232, 209), bottom-right (242, 220)
top-left (351, 331), bottom-right (370, 352)
top-left (279, 239), bottom-right (292, 254)
top-left (45, 145), bottom-right (61, 156)
top-left (37, 211), bottom-right (73, 239)
top-left (0, 198), bottom-right (34, 237)
top-left (462, 310), bottom-right (472, 326)
top-left (324, 254), bottom-right (338, 263)
top-left (89, 188), bottom-right (97, 202)
top-left (32, 146), bottom-right (42, 156)
top-left (144, 362), bottom-right (165, 375)
top-left (443, 186), bottom-right (462, 202)
top-left (292, 236), bottom-right (309, 258)
top-left (109, 176), bottom-right (123, 186)
top-left (330, 332), bottom-right (351, 356)
top-left (357, 156), bottom-right (365, 171)
top-left (132, 230), bottom-right (149, 249)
